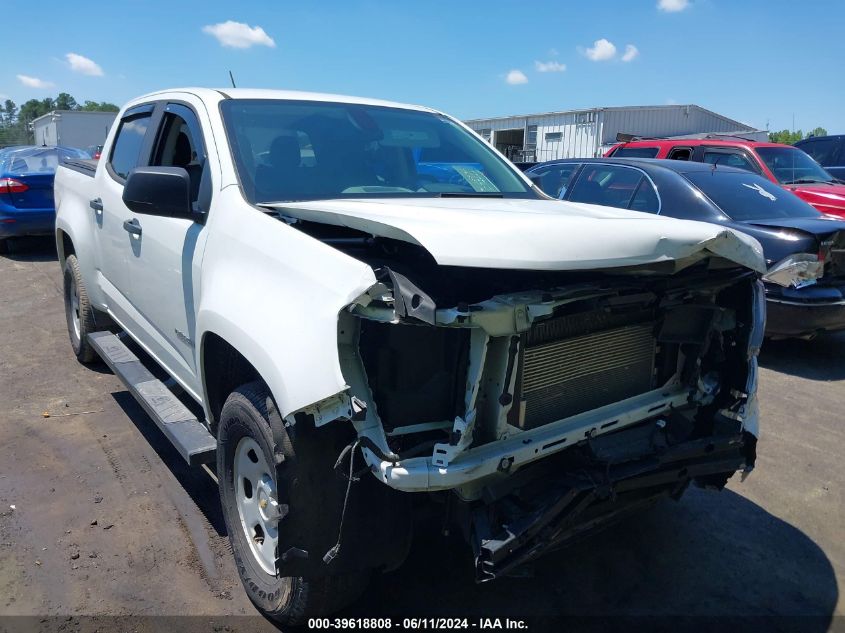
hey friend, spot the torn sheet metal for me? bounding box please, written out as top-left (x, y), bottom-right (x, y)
top-left (271, 198), bottom-right (766, 273)
top-left (763, 253), bottom-right (825, 288)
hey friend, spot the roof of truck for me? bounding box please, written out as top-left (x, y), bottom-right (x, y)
top-left (610, 138), bottom-right (791, 151)
top-left (127, 87), bottom-right (438, 114)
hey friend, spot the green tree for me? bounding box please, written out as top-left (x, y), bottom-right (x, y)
top-left (769, 129), bottom-right (804, 145)
top-left (2, 100), bottom-right (16, 126)
top-left (1, 93), bottom-right (119, 147)
top-left (54, 92), bottom-right (78, 111)
top-left (79, 100), bottom-right (119, 112)
top-left (769, 127), bottom-right (829, 145)
top-left (18, 98), bottom-right (52, 125)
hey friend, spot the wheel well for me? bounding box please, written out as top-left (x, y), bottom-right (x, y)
top-left (202, 333), bottom-right (260, 431)
top-left (58, 230), bottom-right (74, 264)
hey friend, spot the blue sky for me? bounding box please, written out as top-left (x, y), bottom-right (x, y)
top-left (3, 0), bottom-right (843, 133)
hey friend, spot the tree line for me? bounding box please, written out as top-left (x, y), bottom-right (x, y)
top-left (768, 127), bottom-right (828, 145)
top-left (0, 93), bottom-right (119, 147)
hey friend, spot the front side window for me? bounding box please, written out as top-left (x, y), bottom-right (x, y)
top-left (109, 112), bottom-right (152, 180)
top-left (755, 146), bottom-right (835, 185)
top-left (151, 107), bottom-right (206, 204)
top-left (702, 150), bottom-right (758, 173)
top-left (529, 163), bottom-right (580, 199)
top-left (220, 100), bottom-right (535, 203)
top-left (568, 164), bottom-right (648, 210)
top-left (684, 171), bottom-right (819, 221)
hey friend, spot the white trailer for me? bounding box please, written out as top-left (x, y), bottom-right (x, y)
top-left (31, 110), bottom-right (117, 151)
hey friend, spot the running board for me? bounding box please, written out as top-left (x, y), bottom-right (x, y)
top-left (87, 331), bottom-right (216, 466)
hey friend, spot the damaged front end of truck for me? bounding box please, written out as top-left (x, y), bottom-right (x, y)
top-left (271, 200), bottom-right (765, 580)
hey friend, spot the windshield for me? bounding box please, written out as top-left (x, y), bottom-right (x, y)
top-left (756, 146), bottom-right (835, 185)
top-left (684, 170), bottom-right (820, 221)
top-left (220, 99), bottom-right (534, 203)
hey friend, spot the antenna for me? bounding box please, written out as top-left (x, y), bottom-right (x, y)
top-left (228, 70), bottom-right (237, 89)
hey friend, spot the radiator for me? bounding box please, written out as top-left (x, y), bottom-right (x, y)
top-left (518, 323), bottom-right (656, 429)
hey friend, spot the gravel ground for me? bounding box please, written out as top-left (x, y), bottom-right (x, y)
top-left (0, 237), bottom-right (842, 631)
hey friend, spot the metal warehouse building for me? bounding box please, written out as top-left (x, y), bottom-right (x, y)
top-left (31, 110), bottom-right (117, 150)
top-left (465, 105), bottom-right (765, 163)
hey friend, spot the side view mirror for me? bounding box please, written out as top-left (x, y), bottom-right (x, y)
top-left (122, 166), bottom-right (194, 219)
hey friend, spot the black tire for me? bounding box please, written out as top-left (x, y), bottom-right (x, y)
top-left (63, 254), bottom-right (98, 363)
top-left (0, 238), bottom-right (8, 255)
top-left (217, 381), bottom-right (369, 625)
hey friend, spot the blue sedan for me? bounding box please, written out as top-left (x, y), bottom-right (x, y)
top-left (0, 145), bottom-right (90, 253)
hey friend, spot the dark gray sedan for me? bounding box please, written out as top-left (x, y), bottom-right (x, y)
top-left (526, 158), bottom-right (845, 338)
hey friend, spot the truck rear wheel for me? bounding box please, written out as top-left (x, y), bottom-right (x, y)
top-left (217, 382), bottom-right (369, 625)
top-left (63, 254), bottom-right (98, 363)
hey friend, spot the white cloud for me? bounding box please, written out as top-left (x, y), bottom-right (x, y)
top-left (535, 60), bottom-right (567, 73)
top-left (621, 45), bottom-right (639, 62)
top-left (658, 0), bottom-right (690, 12)
top-left (583, 39), bottom-right (617, 62)
top-left (505, 69), bottom-right (529, 85)
top-left (548, 47), bottom-right (560, 57)
top-left (65, 53), bottom-right (104, 76)
top-left (17, 74), bottom-right (54, 89)
top-left (202, 21), bottom-right (276, 49)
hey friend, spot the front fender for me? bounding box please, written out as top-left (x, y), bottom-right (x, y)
top-left (196, 193), bottom-right (377, 419)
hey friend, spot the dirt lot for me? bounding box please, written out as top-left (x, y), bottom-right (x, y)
top-left (1, 237), bottom-right (843, 631)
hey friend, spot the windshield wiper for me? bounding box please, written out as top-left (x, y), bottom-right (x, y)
top-left (437, 192), bottom-right (505, 198)
top-left (783, 178), bottom-right (833, 185)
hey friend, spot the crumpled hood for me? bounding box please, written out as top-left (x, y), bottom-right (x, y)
top-left (272, 197), bottom-right (767, 273)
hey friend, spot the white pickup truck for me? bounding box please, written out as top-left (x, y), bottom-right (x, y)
top-left (54, 88), bottom-right (766, 623)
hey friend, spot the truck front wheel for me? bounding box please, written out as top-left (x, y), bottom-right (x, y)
top-left (217, 381), bottom-right (369, 625)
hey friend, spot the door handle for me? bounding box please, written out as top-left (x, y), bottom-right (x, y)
top-left (123, 218), bottom-right (142, 237)
top-left (89, 198), bottom-right (103, 213)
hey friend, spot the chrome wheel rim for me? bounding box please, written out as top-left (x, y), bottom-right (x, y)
top-left (233, 436), bottom-right (281, 575)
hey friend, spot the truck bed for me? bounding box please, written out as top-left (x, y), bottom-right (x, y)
top-left (60, 158), bottom-right (98, 177)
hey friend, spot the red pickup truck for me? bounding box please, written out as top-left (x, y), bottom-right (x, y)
top-left (606, 137), bottom-right (845, 218)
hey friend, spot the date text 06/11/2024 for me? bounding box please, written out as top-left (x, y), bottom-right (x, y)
top-left (307, 618), bottom-right (529, 630)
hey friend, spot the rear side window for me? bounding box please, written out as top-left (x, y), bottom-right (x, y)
top-left (702, 150), bottom-right (757, 173)
top-left (667, 147), bottom-right (692, 161)
top-left (569, 164), bottom-right (657, 212)
top-left (109, 112), bottom-right (152, 180)
top-left (611, 146), bottom-right (659, 158)
top-left (629, 179), bottom-right (660, 213)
